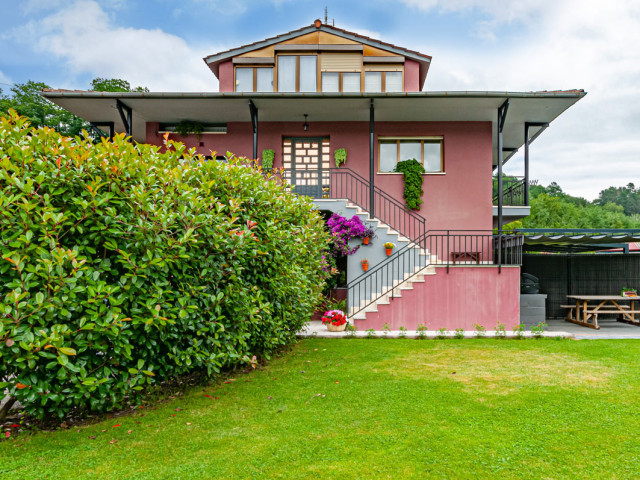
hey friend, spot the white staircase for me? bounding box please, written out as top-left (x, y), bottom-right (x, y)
top-left (313, 198), bottom-right (441, 322)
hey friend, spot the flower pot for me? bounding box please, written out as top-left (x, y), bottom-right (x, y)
top-left (363, 237), bottom-right (370, 245)
top-left (385, 248), bottom-right (393, 256)
top-left (327, 322), bottom-right (347, 332)
top-left (362, 263), bottom-right (369, 272)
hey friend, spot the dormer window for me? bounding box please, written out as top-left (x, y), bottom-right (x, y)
top-left (235, 67), bottom-right (273, 92)
top-left (365, 71), bottom-right (403, 92)
top-left (277, 55), bottom-right (317, 92)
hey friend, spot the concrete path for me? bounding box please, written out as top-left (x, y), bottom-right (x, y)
top-left (298, 321), bottom-right (572, 339)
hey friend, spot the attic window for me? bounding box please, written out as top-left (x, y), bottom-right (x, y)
top-left (277, 55), bottom-right (317, 92)
top-left (235, 67), bottom-right (273, 92)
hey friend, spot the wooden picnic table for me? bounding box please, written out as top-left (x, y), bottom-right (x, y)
top-left (565, 295), bottom-right (640, 330)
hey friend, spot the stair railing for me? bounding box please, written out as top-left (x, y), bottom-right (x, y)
top-left (347, 230), bottom-right (524, 318)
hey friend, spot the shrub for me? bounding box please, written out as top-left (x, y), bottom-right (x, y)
top-left (0, 111), bottom-right (330, 420)
top-left (394, 159), bottom-right (425, 210)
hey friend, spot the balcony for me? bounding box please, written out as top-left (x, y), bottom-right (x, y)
top-left (492, 176), bottom-right (530, 227)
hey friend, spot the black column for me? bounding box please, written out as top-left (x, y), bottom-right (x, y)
top-left (249, 100), bottom-right (258, 160)
top-left (497, 99), bottom-right (509, 271)
top-left (369, 99), bottom-right (375, 217)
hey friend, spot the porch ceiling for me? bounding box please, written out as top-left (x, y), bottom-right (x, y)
top-left (41, 90), bottom-right (585, 166)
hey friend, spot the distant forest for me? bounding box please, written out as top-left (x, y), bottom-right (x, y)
top-left (506, 182), bottom-right (640, 229)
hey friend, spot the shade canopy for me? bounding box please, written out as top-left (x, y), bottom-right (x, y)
top-left (42, 90), bottom-right (585, 167)
top-left (518, 230), bottom-right (640, 253)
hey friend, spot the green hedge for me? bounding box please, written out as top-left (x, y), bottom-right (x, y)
top-left (0, 111), bottom-right (330, 419)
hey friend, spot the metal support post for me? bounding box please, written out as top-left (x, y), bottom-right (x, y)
top-left (497, 99), bottom-right (509, 273)
top-left (116, 100), bottom-right (132, 138)
top-left (369, 99), bottom-right (375, 217)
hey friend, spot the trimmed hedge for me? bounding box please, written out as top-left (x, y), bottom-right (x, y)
top-left (0, 111), bottom-right (330, 419)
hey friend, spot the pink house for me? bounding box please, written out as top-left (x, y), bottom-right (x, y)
top-left (43, 21), bottom-right (585, 330)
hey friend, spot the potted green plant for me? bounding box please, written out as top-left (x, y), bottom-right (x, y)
top-left (334, 148), bottom-right (347, 168)
top-left (394, 159), bottom-right (426, 210)
top-left (384, 242), bottom-right (395, 256)
top-left (175, 120), bottom-right (204, 140)
top-left (262, 149), bottom-right (275, 171)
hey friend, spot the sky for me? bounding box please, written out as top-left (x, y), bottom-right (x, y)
top-left (1, 0), bottom-right (639, 200)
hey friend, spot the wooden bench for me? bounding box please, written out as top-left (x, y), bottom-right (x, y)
top-left (451, 251), bottom-right (480, 264)
top-left (561, 304), bottom-right (576, 320)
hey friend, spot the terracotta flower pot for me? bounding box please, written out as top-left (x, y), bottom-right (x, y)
top-left (363, 237), bottom-right (370, 245)
top-left (385, 248), bottom-right (393, 256)
top-left (327, 322), bottom-right (347, 332)
top-left (362, 263), bottom-right (369, 272)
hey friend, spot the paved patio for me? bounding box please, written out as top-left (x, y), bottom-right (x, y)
top-left (546, 317), bottom-right (640, 339)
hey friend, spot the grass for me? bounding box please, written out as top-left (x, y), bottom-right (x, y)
top-left (2, 338), bottom-right (640, 479)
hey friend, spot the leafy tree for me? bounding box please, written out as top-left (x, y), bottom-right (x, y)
top-left (1, 78), bottom-right (149, 139)
top-left (90, 77), bottom-right (149, 92)
top-left (595, 183), bottom-right (640, 216)
top-left (0, 81), bottom-right (88, 137)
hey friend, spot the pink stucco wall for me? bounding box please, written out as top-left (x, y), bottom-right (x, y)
top-left (358, 266), bottom-right (521, 331)
top-left (404, 59), bottom-right (420, 92)
top-left (145, 120), bottom-right (493, 231)
top-left (218, 61), bottom-right (234, 92)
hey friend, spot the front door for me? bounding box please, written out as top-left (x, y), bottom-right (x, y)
top-left (282, 137), bottom-right (330, 198)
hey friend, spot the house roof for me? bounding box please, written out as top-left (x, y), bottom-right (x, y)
top-left (41, 89), bottom-right (585, 167)
top-left (203, 21), bottom-right (432, 89)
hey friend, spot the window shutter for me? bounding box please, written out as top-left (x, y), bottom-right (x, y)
top-left (321, 53), bottom-right (362, 72)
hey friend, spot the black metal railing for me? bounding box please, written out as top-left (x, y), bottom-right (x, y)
top-left (347, 230), bottom-right (523, 317)
top-left (493, 176), bottom-right (527, 206)
top-left (274, 168), bottom-right (426, 242)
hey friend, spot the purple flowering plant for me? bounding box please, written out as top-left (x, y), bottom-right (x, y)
top-left (327, 213), bottom-right (371, 256)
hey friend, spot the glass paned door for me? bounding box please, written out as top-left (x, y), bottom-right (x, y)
top-left (282, 138), bottom-right (330, 198)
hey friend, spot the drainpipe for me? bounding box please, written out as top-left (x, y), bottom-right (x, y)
top-left (497, 99), bottom-right (509, 273)
top-left (249, 100), bottom-right (258, 160)
top-left (369, 99), bottom-right (375, 217)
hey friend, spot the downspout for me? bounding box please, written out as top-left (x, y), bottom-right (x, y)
top-left (369, 99), bottom-right (375, 217)
top-left (249, 100), bottom-right (258, 160)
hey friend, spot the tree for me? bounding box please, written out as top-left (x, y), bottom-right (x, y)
top-left (1, 78), bottom-right (149, 139)
top-left (90, 78), bottom-right (149, 92)
top-left (0, 81), bottom-right (89, 137)
top-left (595, 183), bottom-right (640, 216)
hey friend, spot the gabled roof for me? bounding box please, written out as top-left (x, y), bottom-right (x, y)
top-left (203, 21), bottom-right (432, 89)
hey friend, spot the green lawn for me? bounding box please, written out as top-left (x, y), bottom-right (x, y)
top-left (2, 338), bottom-right (640, 479)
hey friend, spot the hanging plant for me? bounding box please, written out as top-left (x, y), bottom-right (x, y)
top-left (262, 149), bottom-right (275, 170)
top-left (334, 148), bottom-right (347, 168)
top-left (175, 120), bottom-right (204, 140)
top-left (394, 159), bottom-right (426, 210)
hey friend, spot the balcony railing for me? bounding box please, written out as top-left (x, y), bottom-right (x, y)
top-left (271, 168), bottom-right (426, 242)
top-left (493, 176), bottom-right (527, 206)
top-left (347, 230), bottom-right (524, 317)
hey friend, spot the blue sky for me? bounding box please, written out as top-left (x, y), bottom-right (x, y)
top-left (1, 0), bottom-right (640, 200)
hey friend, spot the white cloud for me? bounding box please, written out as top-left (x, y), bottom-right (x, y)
top-left (16, 0), bottom-right (219, 91)
top-left (406, 0), bottom-right (640, 199)
top-left (0, 70), bottom-right (13, 89)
